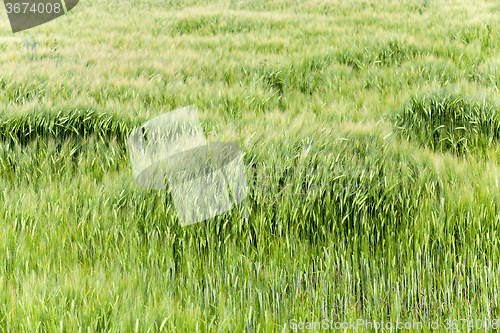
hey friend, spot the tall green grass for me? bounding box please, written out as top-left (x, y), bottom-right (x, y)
top-left (1, 0), bottom-right (500, 331)
top-left (395, 93), bottom-right (500, 155)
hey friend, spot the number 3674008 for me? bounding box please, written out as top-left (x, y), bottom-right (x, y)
top-left (5, 2), bottom-right (62, 14)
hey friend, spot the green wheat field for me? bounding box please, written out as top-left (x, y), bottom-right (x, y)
top-left (1, 0), bottom-right (500, 331)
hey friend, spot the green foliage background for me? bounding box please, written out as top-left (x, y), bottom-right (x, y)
top-left (1, 0), bottom-right (500, 331)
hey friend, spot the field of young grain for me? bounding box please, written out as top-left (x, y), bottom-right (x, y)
top-left (1, 0), bottom-right (500, 331)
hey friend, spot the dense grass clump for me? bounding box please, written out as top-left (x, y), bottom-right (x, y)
top-left (245, 131), bottom-right (435, 245)
top-left (0, 107), bottom-right (138, 146)
top-left (395, 93), bottom-right (500, 155)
